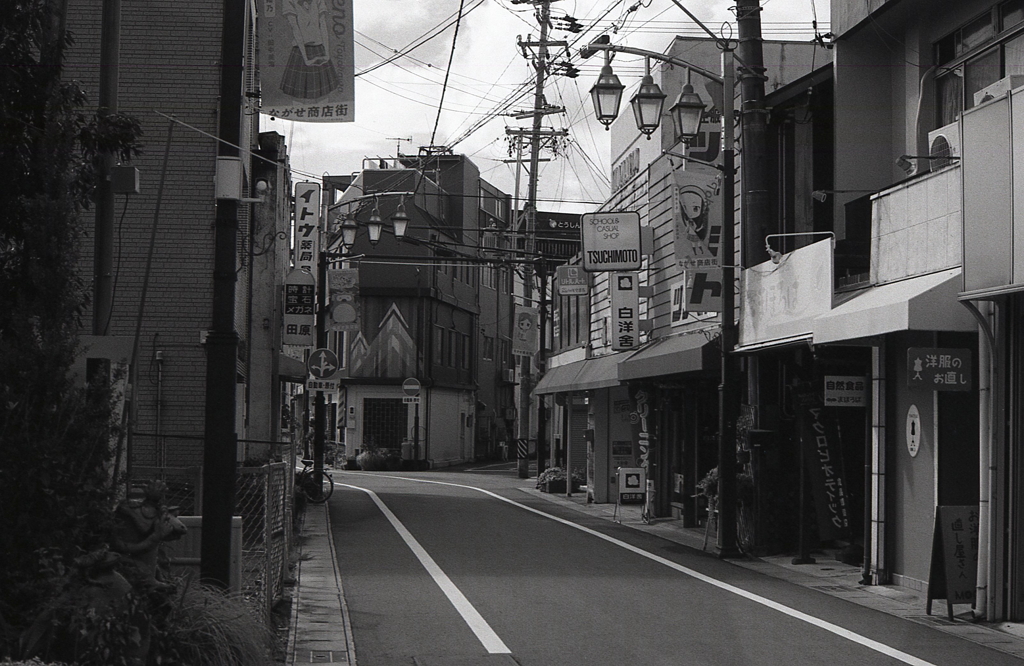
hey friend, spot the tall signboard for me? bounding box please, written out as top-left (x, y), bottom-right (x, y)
top-left (512, 305), bottom-right (540, 356)
top-left (283, 268), bottom-right (316, 346)
top-left (610, 272), bottom-right (640, 352)
top-left (293, 182), bottom-right (321, 279)
top-left (327, 268), bottom-right (360, 332)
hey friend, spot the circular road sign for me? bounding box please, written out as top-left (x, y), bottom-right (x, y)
top-left (307, 348), bottom-right (339, 379)
top-left (402, 378), bottom-right (421, 397)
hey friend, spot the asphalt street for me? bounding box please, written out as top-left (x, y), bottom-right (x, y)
top-left (326, 466), bottom-right (1023, 666)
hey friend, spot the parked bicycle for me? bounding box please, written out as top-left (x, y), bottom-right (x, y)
top-left (296, 459), bottom-right (334, 503)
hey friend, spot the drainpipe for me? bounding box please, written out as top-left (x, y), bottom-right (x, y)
top-left (156, 350), bottom-right (164, 468)
top-left (961, 298), bottom-right (995, 620)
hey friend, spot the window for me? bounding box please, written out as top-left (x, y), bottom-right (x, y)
top-left (433, 326), bottom-right (445, 365)
top-left (482, 335), bottom-right (494, 360)
top-left (448, 329), bottom-right (457, 367)
top-left (935, 1), bottom-right (1024, 125)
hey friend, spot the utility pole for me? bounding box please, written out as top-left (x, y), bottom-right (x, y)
top-left (736, 0), bottom-right (770, 266)
top-left (200, 0), bottom-right (245, 589)
top-left (93, 0), bottom-right (120, 338)
top-left (513, 0), bottom-right (562, 478)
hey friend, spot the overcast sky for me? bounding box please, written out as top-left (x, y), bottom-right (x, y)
top-left (262, 0), bottom-right (831, 213)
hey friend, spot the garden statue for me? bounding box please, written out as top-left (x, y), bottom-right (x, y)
top-left (112, 479), bottom-right (187, 587)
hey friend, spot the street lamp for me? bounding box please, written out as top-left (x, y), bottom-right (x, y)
top-left (340, 216), bottom-right (358, 250)
top-left (391, 197), bottom-right (410, 239)
top-left (367, 199), bottom-right (383, 246)
top-left (670, 77), bottom-right (705, 141)
top-left (590, 50), bottom-right (624, 129)
top-left (630, 57), bottom-right (667, 139)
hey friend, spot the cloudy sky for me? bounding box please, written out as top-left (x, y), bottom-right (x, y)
top-left (262, 0), bottom-right (831, 213)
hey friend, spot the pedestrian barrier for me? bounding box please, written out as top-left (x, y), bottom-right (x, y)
top-left (235, 462), bottom-right (290, 624)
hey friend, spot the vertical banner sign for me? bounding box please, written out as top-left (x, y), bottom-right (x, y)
top-left (672, 164), bottom-right (723, 269)
top-left (799, 403), bottom-right (851, 541)
top-left (259, 0), bottom-right (355, 122)
top-left (908, 348), bottom-right (972, 391)
top-left (512, 305), bottom-right (539, 356)
top-left (294, 182), bottom-right (321, 278)
top-left (610, 272), bottom-right (640, 351)
top-left (628, 385), bottom-right (651, 478)
top-left (283, 268), bottom-right (316, 346)
top-left (326, 268), bottom-right (360, 331)
top-left (927, 505), bottom-right (980, 620)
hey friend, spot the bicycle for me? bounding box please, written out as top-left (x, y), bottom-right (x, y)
top-left (296, 459), bottom-right (334, 503)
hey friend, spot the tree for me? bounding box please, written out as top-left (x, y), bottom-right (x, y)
top-left (0, 0), bottom-right (141, 650)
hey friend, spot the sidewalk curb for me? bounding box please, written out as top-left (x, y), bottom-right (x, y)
top-left (324, 501), bottom-right (359, 666)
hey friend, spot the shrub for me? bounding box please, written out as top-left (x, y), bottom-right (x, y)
top-left (355, 451), bottom-right (387, 471)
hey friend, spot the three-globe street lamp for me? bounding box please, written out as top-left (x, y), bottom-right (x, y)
top-left (332, 192), bottom-right (415, 251)
top-left (583, 37), bottom-right (743, 559)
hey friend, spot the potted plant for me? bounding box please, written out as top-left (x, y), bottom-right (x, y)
top-left (536, 467), bottom-right (585, 493)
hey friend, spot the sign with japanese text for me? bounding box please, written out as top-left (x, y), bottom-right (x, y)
top-left (306, 378), bottom-right (338, 392)
top-left (610, 272), bottom-right (640, 351)
top-left (824, 375), bottom-right (868, 407)
top-left (294, 182), bottom-right (321, 277)
top-left (512, 305), bottom-right (539, 356)
top-left (327, 268), bottom-right (360, 331)
top-left (581, 211), bottom-right (642, 272)
top-left (908, 348), bottom-right (972, 391)
top-left (682, 268), bottom-right (723, 313)
top-left (259, 0), bottom-right (355, 122)
top-left (617, 467), bottom-right (645, 504)
top-left (556, 265), bottom-right (588, 296)
top-left (799, 403), bottom-right (850, 541)
top-left (927, 505), bottom-right (980, 620)
top-left (672, 164), bottom-right (723, 269)
top-left (283, 268), bottom-right (315, 346)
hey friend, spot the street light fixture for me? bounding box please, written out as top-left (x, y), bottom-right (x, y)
top-left (590, 50), bottom-right (624, 129)
top-left (340, 216), bottom-right (358, 250)
top-left (391, 197), bottom-right (410, 239)
top-left (630, 57), bottom-right (667, 139)
top-left (669, 78), bottom-right (705, 141)
top-left (367, 199), bottom-right (383, 246)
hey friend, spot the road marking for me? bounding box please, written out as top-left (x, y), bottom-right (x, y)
top-left (337, 482), bottom-right (512, 655)
top-left (340, 473), bottom-right (937, 666)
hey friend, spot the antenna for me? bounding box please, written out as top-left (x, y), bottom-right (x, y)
top-left (386, 136), bottom-right (412, 157)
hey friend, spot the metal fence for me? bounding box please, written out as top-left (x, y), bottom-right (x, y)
top-left (130, 456), bottom-right (293, 625)
top-left (236, 462), bottom-right (290, 623)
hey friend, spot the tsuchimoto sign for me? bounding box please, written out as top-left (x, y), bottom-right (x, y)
top-left (610, 272), bottom-right (640, 351)
top-left (259, 0), bottom-right (355, 122)
top-left (581, 211), bottom-right (642, 272)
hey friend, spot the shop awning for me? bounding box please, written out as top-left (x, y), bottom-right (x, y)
top-left (533, 353), bottom-right (625, 395)
top-left (279, 353), bottom-right (307, 382)
top-left (813, 268), bottom-right (976, 344)
top-left (618, 332), bottom-right (717, 381)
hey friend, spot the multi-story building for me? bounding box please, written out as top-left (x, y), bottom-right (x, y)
top-left (323, 152), bottom-right (517, 466)
top-left (64, 1), bottom-right (295, 504)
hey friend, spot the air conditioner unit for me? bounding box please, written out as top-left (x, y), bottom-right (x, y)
top-left (927, 122), bottom-right (961, 169)
top-left (973, 75), bottom-right (1024, 106)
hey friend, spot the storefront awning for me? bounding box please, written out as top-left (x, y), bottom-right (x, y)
top-left (813, 268), bottom-right (976, 344)
top-left (279, 353), bottom-right (307, 382)
top-left (533, 353), bottom-right (625, 395)
top-left (618, 332), bottom-right (717, 381)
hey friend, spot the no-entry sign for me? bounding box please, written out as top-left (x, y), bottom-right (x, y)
top-left (581, 211), bottom-right (642, 272)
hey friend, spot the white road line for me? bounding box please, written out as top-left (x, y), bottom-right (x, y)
top-left (340, 472), bottom-right (938, 666)
top-left (337, 482), bottom-right (512, 655)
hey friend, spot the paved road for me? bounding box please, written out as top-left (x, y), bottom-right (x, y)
top-left (327, 468), bottom-right (1022, 666)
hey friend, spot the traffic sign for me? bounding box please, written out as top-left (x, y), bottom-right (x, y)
top-left (307, 348), bottom-right (339, 379)
top-left (402, 377), bottom-right (421, 396)
top-left (581, 211), bottom-right (642, 272)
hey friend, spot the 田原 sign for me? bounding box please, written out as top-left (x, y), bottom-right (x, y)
top-left (908, 348), bottom-right (972, 391)
top-left (581, 211), bottom-right (641, 272)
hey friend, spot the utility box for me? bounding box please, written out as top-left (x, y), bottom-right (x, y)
top-left (111, 165), bottom-right (140, 194)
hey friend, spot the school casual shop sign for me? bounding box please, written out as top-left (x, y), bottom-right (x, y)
top-left (581, 211), bottom-right (642, 272)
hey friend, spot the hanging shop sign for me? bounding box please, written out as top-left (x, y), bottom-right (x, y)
top-left (672, 164), bottom-right (723, 270)
top-left (512, 305), bottom-right (540, 356)
top-left (327, 268), bottom-right (360, 331)
top-left (581, 211), bottom-right (642, 272)
top-left (259, 0), bottom-right (355, 122)
top-left (610, 272), bottom-right (640, 351)
top-left (556, 265), bottom-right (588, 296)
top-left (283, 268), bottom-right (316, 346)
top-left (823, 375), bottom-right (868, 407)
top-left (907, 348), bottom-right (972, 391)
top-left (682, 268), bottom-right (723, 314)
top-left (293, 182), bottom-right (321, 278)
